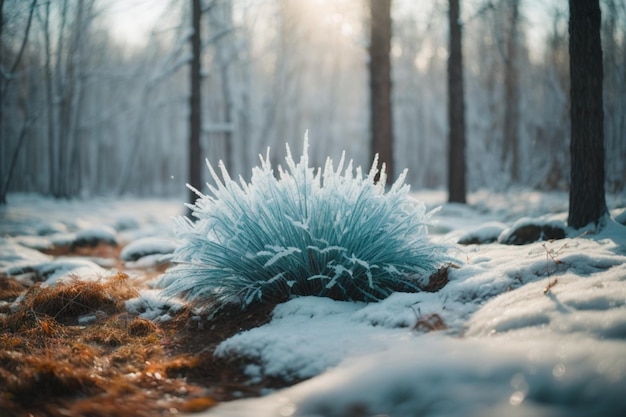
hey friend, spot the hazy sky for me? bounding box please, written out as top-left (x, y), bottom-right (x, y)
top-left (103, 0), bottom-right (172, 49)
top-left (102, 0), bottom-right (561, 60)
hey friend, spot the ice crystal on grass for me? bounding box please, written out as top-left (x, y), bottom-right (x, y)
top-left (160, 140), bottom-right (452, 309)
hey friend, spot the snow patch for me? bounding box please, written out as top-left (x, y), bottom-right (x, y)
top-left (120, 237), bottom-right (177, 262)
top-left (0, 238), bottom-right (52, 271)
top-left (204, 335), bottom-right (626, 417)
top-left (215, 296), bottom-right (410, 381)
top-left (456, 221), bottom-right (507, 244)
top-left (73, 225), bottom-right (118, 246)
top-left (39, 257), bottom-right (107, 285)
top-left (125, 289), bottom-right (185, 322)
top-left (465, 266), bottom-right (626, 339)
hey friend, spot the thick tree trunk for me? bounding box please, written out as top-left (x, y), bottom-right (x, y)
top-left (368, 0), bottom-right (394, 183)
top-left (567, 0), bottom-right (607, 229)
top-left (447, 0), bottom-right (466, 203)
top-left (188, 0), bottom-right (203, 210)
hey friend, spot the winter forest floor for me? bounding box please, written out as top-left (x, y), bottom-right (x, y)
top-left (1, 190), bottom-right (626, 417)
top-left (0, 196), bottom-right (285, 416)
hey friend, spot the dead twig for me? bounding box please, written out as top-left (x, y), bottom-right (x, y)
top-left (410, 306), bottom-right (447, 332)
top-left (543, 278), bottom-right (558, 295)
top-left (542, 240), bottom-right (568, 277)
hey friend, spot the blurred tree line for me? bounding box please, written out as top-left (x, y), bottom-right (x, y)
top-left (1, 0), bottom-right (625, 204)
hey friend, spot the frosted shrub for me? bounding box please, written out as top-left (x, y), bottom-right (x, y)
top-left (160, 141), bottom-right (451, 309)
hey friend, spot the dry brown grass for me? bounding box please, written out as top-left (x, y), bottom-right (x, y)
top-left (0, 274), bottom-right (27, 301)
top-left (42, 241), bottom-right (122, 259)
top-left (5, 272), bottom-right (137, 324)
top-left (0, 269), bottom-right (281, 416)
top-left (413, 313), bottom-right (447, 332)
top-left (25, 281), bottom-right (116, 321)
top-left (422, 266), bottom-right (450, 292)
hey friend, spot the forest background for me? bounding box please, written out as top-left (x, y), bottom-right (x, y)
top-left (1, 0), bottom-right (625, 201)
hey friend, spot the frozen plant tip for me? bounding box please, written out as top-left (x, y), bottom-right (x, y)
top-left (159, 140), bottom-right (452, 309)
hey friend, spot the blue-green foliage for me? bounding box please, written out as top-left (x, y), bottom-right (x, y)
top-left (160, 141), bottom-right (451, 308)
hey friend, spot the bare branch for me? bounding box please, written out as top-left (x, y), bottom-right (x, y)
top-left (0, 0), bottom-right (37, 86)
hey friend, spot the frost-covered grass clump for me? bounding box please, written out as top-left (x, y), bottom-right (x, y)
top-left (160, 142), bottom-right (451, 309)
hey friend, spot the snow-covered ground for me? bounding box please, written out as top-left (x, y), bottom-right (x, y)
top-left (0, 194), bottom-right (181, 285)
top-left (1, 190), bottom-right (625, 416)
top-left (203, 198), bottom-right (626, 417)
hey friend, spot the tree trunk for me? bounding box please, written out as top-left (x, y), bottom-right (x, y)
top-left (368, 0), bottom-right (394, 183)
top-left (0, 118), bottom-right (34, 204)
top-left (568, 0), bottom-right (607, 229)
top-left (40, 1), bottom-right (57, 196)
top-left (447, 0), bottom-right (466, 203)
top-left (65, 0), bottom-right (87, 197)
top-left (188, 0), bottom-right (203, 210)
top-left (54, 0), bottom-right (69, 198)
top-left (501, 0), bottom-right (520, 183)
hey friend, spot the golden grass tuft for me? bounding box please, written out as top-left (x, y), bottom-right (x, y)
top-left (83, 315), bottom-right (161, 351)
top-left (107, 272), bottom-right (141, 300)
top-left (0, 334), bottom-right (23, 351)
top-left (161, 354), bottom-right (201, 377)
top-left (21, 280), bottom-right (116, 322)
top-left (0, 274), bottom-right (27, 301)
top-left (4, 273), bottom-right (139, 327)
top-left (128, 317), bottom-right (159, 337)
top-left (180, 396), bottom-right (217, 412)
top-left (83, 318), bottom-right (131, 347)
top-left (5, 357), bottom-right (104, 404)
top-left (0, 309), bottom-right (65, 345)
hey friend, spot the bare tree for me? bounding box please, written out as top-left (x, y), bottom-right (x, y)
top-left (188, 0), bottom-right (202, 208)
top-left (0, 0), bottom-right (36, 103)
top-left (0, 0), bottom-right (37, 205)
top-left (117, 16), bottom-right (193, 195)
top-left (1, 0), bottom-right (620, 202)
top-left (447, 0), bottom-right (466, 203)
top-left (27, 0), bottom-right (96, 198)
top-left (61, 0), bottom-right (92, 197)
top-left (38, 0), bottom-right (57, 196)
top-left (535, 5), bottom-right (570, 190)
top-left (568, 0), bottom-right (607, 228)
top-left (206, 0), bottom-right (236, 173)
top-left (0, 109), bottom-right (39, 205)
top-left (368, 0), bottom-right (394, 183)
